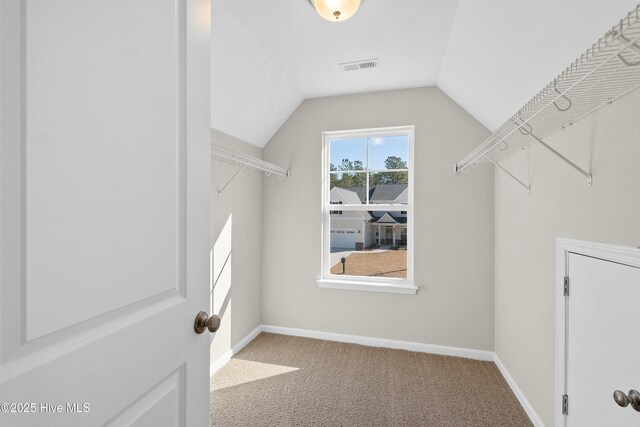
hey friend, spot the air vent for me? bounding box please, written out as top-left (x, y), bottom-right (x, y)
top-left (339, 58), bottom-right (378, 72)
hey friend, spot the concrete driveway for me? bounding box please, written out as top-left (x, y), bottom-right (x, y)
top-left (330, 249), bottom-right (354, 267)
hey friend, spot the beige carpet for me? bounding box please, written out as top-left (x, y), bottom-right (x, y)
top-left (210, 333), bottom-right (532, 427)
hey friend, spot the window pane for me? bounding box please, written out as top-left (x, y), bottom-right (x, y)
top-left (368, 175), bottom-right (408, 204)
top-left (329, 210), bottom-right (407, 278)
top-left (368, 135), bottom-right (409, 171)
top-left (329, 172), bottom-right (367, 196)
top-left (330, 138), bottom-right (366, 172)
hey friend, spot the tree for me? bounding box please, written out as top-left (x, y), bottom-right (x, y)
top-left (373, 156), bottom-right (408, 185)
top-left (330, 156), bottom-right (407, 190)
top-left (330, 158), bottom-right (365, 189)
top-left (384, 156), bottom-right (407, 170)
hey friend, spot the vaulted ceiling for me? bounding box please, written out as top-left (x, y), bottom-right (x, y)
top-left (211, 0), bottom-right (640, 147)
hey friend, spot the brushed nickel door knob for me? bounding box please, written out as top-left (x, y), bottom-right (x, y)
top-left (630, 390), bottom-right (640, 412)
top-left (194, 311), bottom-right (221, 334)
top-left (614, 390), bottom-right (630, 407)
top-left (613, 390), bottom-right (640, 412)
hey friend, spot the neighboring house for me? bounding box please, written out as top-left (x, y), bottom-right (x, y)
top-left (330, 184), bottom-right (408, 250)
top-left (329, 187), bottom-right (373, 250)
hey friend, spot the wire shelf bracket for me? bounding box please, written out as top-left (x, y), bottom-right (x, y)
top-left (519, 125), bottom-right (592, 186)
top-left (484, 154), bottom-right (531, 194)
top-left (454, 4), bottom-right (640, 192)
top-left (212, 143), bottom-right (290, 196)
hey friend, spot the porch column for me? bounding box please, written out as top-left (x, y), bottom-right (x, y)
top-left (378, 224), bottom-right (381, 245)
top-left (392, 225), bottom-right (396, 246)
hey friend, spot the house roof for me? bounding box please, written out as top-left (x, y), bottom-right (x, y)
top-left (337, 186), bottom-right (367, 203)
top-left (334, 184), bottom-right (408, 204)
top-left (330, 187), bottom-right (372, 220)
top-left (373, 213), bottom-right (396, 224)
top-left (212, 0), bottom-right (636, 147)
top-left (370, 184), bottom-right (407, 203)
top-left (372, 214), bottom-right (408, 225)
top-left (331, 187), bottom-right (363, 205)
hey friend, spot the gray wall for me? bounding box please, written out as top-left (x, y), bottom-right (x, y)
top-left (261, 87), bottom-right (495, 351)
top-left (494, 88), bottom-right (640, 425)
top-left (210, 129), bottom-right (262, 365)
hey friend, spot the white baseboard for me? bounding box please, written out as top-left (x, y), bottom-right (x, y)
top-left (210, 349), bottom-right (232, 376)
top-left (261, 325), bottom-right (494, 361)
top-left (494, 354), bottom-right (545, 427)
top-left (209, 325), bottom-right (262, 377)
top-left (232, 325), bottom-right (263, 354)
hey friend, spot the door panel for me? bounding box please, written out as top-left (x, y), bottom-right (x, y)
top-left (24, 0), bottom-right (181, 341)
top-left (566, 253), bottom-right (640, 426)
top-left (0, 1), bottom-right (211, 426)
top-left (105, 367), bottom-right (184, 427)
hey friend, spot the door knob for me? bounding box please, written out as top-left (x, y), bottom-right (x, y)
top-left (194, 311), bottom-right (221, 334)
top-left (613, 389), bottom-right (640, 412)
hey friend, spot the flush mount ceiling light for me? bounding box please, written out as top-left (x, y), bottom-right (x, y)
top-left (307, 0), bottom-right (364, 23)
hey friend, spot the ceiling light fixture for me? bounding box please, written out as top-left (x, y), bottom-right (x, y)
top-left (307, 0), bottom-right (364, 23)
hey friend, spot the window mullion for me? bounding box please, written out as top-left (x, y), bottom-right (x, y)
top-left (325, 204), bottom-right (409, 212)
top-left (366, 138), bottom-right (370, 204)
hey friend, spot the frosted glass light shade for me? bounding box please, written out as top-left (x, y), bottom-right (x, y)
top-left (309, 0), bottom-right (363, 22)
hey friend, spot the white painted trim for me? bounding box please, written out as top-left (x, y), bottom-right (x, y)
top-left (556, 239), bottom-right (568, 427)
top-left (317, 279), bottom-right (418, 295)
top-left (261, 325), bottom-right (493, 361)
top-left (321, 126), bottom-right (415, 289)
top-left (210, 324), bottom-right (495, 375)
top-left (209, 350), bottom-right (233, 377)
top-left (494, 354), bottom-right (545, 427)
top-left (555, 238), bottom-right (640, 427)
top-left (330, 204), bottom-right (407, 212)
top-left (209, 325), bottom-right (262, 377)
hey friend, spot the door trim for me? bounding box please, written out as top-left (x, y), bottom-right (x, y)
top-left (555, 238), bottom-right (640, 427)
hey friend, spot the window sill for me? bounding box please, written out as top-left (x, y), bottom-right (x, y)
top-left (317, 279), bottom-right (418, 295)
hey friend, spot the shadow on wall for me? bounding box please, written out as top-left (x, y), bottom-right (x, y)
top-left (211, 214), bottom-right (232, 348)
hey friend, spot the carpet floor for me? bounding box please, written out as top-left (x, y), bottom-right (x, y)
top-left (210, 333), bottom-right (532, 427)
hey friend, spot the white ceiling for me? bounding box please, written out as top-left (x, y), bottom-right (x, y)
top-left (211, 0), bottom-right (640, 147)
top-left (439, 0), bottom-right (640, 131)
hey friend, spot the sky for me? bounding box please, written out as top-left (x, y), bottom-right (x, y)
top-left (329, 135), bottom-right (409, 171)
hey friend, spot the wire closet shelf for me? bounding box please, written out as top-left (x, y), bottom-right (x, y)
top-left (211, 144), bottom-right (289, 179)
top-left (211, 144), bottom-right (289, 195)
top-left (454, 4), bottom-right (640, 186)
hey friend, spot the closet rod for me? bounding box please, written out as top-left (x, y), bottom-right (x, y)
top-left (211, 143), bottom-right (290, 196)
top-left (211, 144), bottom-right (290, 179)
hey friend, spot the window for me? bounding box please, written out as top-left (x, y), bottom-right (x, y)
top-left (319, 126), bottom-right (416, 295)
top-left (330, 201), bottom-right (343, 215)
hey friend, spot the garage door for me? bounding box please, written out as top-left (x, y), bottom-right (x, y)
top-left (330, 228), bottom-right (356, 249)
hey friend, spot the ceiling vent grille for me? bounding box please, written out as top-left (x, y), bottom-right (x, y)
top-left (339, 58), bottom-right (378, 72)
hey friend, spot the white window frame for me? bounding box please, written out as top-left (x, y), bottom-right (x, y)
top-left (318, 125), bottom-right (417, 295)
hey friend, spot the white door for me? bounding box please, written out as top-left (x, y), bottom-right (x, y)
top-left (0, 1), bottom-right (211, 426)
top-left (331, 229), bottom-right (356, 249)
top-left (565, 253), bottom-right (640, 426)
